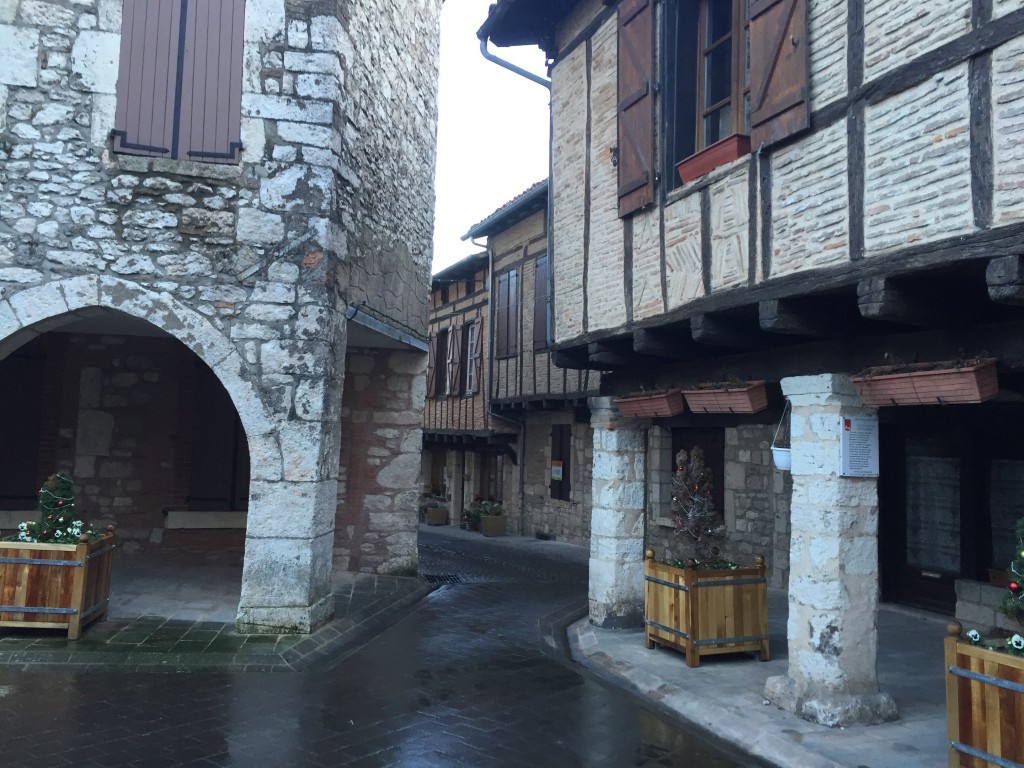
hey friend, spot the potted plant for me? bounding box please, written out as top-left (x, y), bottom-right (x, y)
top-left (615, 389), bottom-right (686, 419)
top-left (643, 447), bottom-right (769, 667)
top-left (0, 473), bottom-right (116, 640)
top-left (419, 494), bottom-right (448, 526)
top-left (478, 500), bottom-right (506, 537)
top-left (945, 516), bottom-right (1024, 768)
top-left (851, 356), bottom-right (997, 406)
top-left (461, 506), bottom-right (481, 531)
top-left (681, 379), bottom-right (768, 414)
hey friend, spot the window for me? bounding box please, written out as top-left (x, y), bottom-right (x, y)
top-left (463, 322), bottom-right (480, 395)
top-left (550, 425), bottom-right (572, 501)
top-left (533, 254), bottom-right (550, 350)
top-left (113, 0), bottom-right (245, 164)
top-left (495, 269), bottom-right (519, 358)
top-left (427, 329), bottom-right (448, 398)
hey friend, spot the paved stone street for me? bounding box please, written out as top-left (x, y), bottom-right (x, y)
top-left (0, 529), bottom-right (767, 767)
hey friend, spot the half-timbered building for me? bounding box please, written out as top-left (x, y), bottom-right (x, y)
top-left (479, 0), bottom-right (1024, 727)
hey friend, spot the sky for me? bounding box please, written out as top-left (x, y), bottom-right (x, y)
top-left (432, 0), bottom-right (551, 274)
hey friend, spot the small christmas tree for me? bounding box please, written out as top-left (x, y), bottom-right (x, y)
top-left (17, 473), bottom-right (94, 544)
top-left (671, 446), bottom-right (727, 567)
top-left (1001, 516), bottom-right (1024, 628)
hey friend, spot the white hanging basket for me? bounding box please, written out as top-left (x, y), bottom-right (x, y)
top-left (771, 400), bottom-right (791, 472)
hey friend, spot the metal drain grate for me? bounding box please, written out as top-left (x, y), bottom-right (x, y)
top-left (421, 573), bottom-right (463, 585)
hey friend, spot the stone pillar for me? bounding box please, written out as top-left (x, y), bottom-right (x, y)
top-left (764, 374), bottom-right (897, 727)
top-left (588, 397), bottom-right (646, 628)
top-left (449, 450), bottom-right (465, 522)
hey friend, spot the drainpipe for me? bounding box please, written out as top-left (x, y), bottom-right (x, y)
top-left (478, 37), bottom-right (551, 90)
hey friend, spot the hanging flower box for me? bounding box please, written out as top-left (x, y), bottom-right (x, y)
top-left (852, 358), bottom-right (997, 407)
top-left (0, 529), bottom-right (116, 640)
top-left (944, 623), bottom-right (1024, 768)
top-left (681, 381), bottom-right (768, 414)
top-left (643, 550), bottom-right (770, 668)
top-left (614, 389), bottom-right (686, 419)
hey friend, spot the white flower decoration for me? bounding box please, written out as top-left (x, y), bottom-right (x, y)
top-left (967, 629), bottom-right (981, 643)
top-left (1011, 634), bottom-right (1024, 651)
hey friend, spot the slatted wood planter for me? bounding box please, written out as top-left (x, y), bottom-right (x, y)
top-left (615, 389), bottom-right (686, 419)
top-left (480, 514), bottom-right (506, 537)
top-left (0, 530), bottom-right (116, 640)
top-left (643, 550), bottom-right (769, 668)
top-left (852, 358), bottom-right (998, 407)
top-left (945, 624), bottom-right (1024, 768)
top-left (681, 381), bottom-right (768, 414)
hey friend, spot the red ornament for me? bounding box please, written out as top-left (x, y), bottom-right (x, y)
top-left (1010, 581), bottom-right (1023, 596)
top-left (58, 501), bottom-right (63, 507)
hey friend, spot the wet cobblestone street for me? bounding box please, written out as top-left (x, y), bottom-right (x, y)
top-left (0, 529), bottom-right (767, 767)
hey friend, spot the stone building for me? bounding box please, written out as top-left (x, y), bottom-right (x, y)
top-left (480, 0), bottom-right (1024, 728)
top-left (0, 0), bottom-right (441, 633)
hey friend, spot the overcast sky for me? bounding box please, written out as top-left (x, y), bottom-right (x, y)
top-left (431, 0), bottom-right (551, 274)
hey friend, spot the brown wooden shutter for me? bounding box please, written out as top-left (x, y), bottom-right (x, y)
top-left (749, 0), bottom-right (810, 150)
top-left (473, 321), bottom-right (484, 393)
top-left (449, 325), bottom-right (464, 396)
top-left (496, 272), bottom-right (509, 358)
top-left (534, 254), bottom-right (549, 350)
top-left (113, 0), bottom-right (183, 158)
top-left (508, 269), bottom-right (519, 357)
top-left (617, 0), bottom-right (655, 218)
top-left (178, 0), bottom-right (245, 162)
top-left (426, 333), bottom-right (437, 397)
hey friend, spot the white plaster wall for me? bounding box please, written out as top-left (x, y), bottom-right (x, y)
top-left (632, 208), bottom-right (663, 320)
top-left (864, 65), bottom-right (973, 254)
top-left (710, 165), bottom-right (750, 292)
top-left (863, 0), bottom-right (971, 82)
top-left (771, 120), bottom-right (849, 276)
top-left (664, 193), bottom-right (703, 310)
top-left (992, 36), bottom-right (1024, 225)
top-left (808, 0), bottom-right (848, 112)
top-left (993, 0), bottom-right (1024, 18)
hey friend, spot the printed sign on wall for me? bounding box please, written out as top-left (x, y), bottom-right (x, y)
top-left (840, 415), bottom-right (879, 477)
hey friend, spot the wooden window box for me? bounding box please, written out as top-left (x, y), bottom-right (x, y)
top-left (615, 389), bottom-right (686, 419)
top-left (682, 381), bottom-right (768, 414)
top-left (851, 358), bottom-right (998, 407)
top-left (675, 134), bottom-right (751, 185)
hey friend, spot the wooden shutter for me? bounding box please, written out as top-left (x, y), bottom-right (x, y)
top-left (179, 0), bottom-right (245, 162)
top-left (496, 272), bottom-right (509, 358)
top-left (749, 0), bottom-right (810, 150)
top-left (508, 269), bottom-right (519, 357)
top-left (113, 0), bottom-right (183, 157)
top-left (426, 333), bottom-right (437, 397)
top-left (617, 0), bottom-right (655, 218)
top-left (449, 325), bottom-right (464, 396)
top-left (534, 255), bottom-right (549, 350)
top-left (473, 321), bottom-right (484, 394)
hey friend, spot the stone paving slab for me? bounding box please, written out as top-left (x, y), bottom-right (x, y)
top-left (0, 573), bottom-right (435, 672)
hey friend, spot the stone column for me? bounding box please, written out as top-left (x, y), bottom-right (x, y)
top-left (764, 374), bottom-right (897, 726)
top-left (588, 397), bottom-right (646, 628)
top-left (449, 450), bottom-right (465, 523)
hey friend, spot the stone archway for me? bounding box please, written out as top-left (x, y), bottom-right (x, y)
top-left (0, 276), bottom-right (339, 633)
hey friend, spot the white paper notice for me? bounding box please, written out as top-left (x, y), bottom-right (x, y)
top-left (839, 415), bottom-right (879, 477)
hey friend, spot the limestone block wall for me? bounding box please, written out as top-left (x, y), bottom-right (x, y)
top-left (513, 410), bottom-right (593, 547)
top-left (808, 0), bottom-right (847, 112)
top-left (992, 35), bottom-right (1024, 224)
top-left (663, 194), bottom-right (703, 312)
top-left (863, 0), bottom-right (971, 81)
top-left (336, 348), bottom-right (426, 574)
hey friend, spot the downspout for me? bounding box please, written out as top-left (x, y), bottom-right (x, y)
top-left (478, 38), bottom-right (551, 90)
top-left (470, 234), bottom-right (525, 533)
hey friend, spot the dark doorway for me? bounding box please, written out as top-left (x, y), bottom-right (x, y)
top-left (0, 348), bottom-right (46, 509)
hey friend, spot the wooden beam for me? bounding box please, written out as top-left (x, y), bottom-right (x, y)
top-left (986, 255), bottom-right (1024, 305)
top-left (690, 313), bottom-right (757, 347)
top-left (857, 276), bottom-right (941, 325)
top-left (588, 340), bottom-right (637, 368)
top-left (633, 327), bottom-right (693, 358)
top-left (758, 299), bottom-right (828, 336)
top-left (551, 346), bottom-right (591, 370)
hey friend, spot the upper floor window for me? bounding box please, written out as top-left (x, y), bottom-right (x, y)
top-left (113, 0), bottom-right (245, 164)
top-left (495, 269), bottom-right (519, 359)
top-left (463, 322), bottom-right (480, 395)
top-left (533, 254), bottom-right (550, 351)
top-left (428, 328), bottom-right (449, 398)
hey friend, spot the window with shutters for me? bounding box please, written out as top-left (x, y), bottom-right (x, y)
top-left (495, 269), bottom-right (519, 359)
top-left (664, 0), bottom-right (809, 187)
top-left (533, 254), bottom-right (550, 351)
top-left (463, 322), bottom-right (480, 395)
top-left (428, 329), bottom-right (448, 398)
top-left (550, 424), bottom-right (572, 501)
top-left (113, 0), bottom-right (245, 165)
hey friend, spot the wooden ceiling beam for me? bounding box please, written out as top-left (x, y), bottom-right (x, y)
top-left (690, 312), bottom-right (759, 347)
top-left (986, 255), bottom-right (1024, 306)
top-left (857, 276), bottom-right (941, 326)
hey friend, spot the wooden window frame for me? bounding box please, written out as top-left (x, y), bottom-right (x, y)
top-left (433, 329), bottom-right (448, 399)
top-left (694, 0), bottom-right (750, 152)
top-left (464, 322), bottom-right (479, 395)
top-left (495, 269), bottom-right (519, 360)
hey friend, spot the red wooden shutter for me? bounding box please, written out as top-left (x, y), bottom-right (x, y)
top-left (426, 333), bottom-right (437, 397)
top-left (179, 0), bottom-right (245, 162)
top-left (113, 0), bottom-right (183, 158)
top-left (508, 269), bottom-right (519, 357)
top-left (749, 0), bottom-right (810, 149)
top-left (617, 0), bottom-right (655, 218)
top-left (534, 254), bottom-right (549, 350)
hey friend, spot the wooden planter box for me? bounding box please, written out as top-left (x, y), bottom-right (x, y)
top-left (643, 550), bottom-right (769, 668)
top-left (675, 134), bottom-right (751, 185)
top-left (682, 381), bottom-right (768, 414)
top-left (615, 390), bottom-right (686, 419)
top-left (425, 506), bottom-right (448, 526)
top-left (945, 625), bottom-right (1024, 768)
top-left (0, 530), bottom-right (115, 640)
top-left (480, 515), bottom-right (506, 537)
top-left (852, 358), bottom-right (998, 407)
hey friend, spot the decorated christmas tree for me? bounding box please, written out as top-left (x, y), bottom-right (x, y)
top-left (16, 473), bottom-right (95, 544)
top-left (1001, 516), bottom-right (1024, 628)
top-left (671, 446), bottom-right (728, 567)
